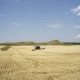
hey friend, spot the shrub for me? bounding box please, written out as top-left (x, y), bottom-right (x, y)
top-left (0, 45), bottom-right (11, 51)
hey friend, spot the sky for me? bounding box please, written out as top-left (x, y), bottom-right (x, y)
top-left (0, 0), bottom-right (80, 42)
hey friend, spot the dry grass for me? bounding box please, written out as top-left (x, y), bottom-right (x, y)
top-left (0, 45), bottom-right (80, 80)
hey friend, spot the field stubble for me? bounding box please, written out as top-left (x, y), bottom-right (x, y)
top-left (0, 45), bottom-right (80, 80)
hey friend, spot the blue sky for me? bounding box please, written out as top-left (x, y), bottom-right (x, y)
top-left (0, 0), bottom-right (80, 42)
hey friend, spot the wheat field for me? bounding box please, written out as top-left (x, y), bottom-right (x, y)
top-left (0, 45), bottom-right (80, 80)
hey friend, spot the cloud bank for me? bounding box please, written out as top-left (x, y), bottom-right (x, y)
top-left (74, 25), bottom-right (80, 29)
top-left (48, 24), bottom-right (63, 29)
top-left (71, 5), bottom-right (80, 16)
top-left (11, 22), bottom-right (22, 26)
top-left (75, 34), bottom-right (80, 39)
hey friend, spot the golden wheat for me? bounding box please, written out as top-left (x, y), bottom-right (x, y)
top-left (0, 45), bottom-right (80, 80)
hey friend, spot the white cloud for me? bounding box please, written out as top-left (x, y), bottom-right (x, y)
top-left (11, 22), bottom-right (22, 26)
top-left (48, 24), bottom-right (63, 29)
top-left (74, 25), bottom-right (80, 29)
top-left (75, 34), bottom-right (80, 39)
top-left (71, 5), bottom-right (80, 16)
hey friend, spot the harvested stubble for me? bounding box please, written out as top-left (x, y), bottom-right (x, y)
top-left (0, 45), bottom-right (80, 80)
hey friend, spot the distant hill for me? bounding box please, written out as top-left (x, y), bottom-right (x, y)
top-left (47, 40), bottom-right (63, 45)
top-left (0, 40), bottom-right (80, 46)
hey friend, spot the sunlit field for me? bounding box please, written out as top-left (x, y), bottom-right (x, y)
top-left (0, 45), bottom-right (80, 80)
